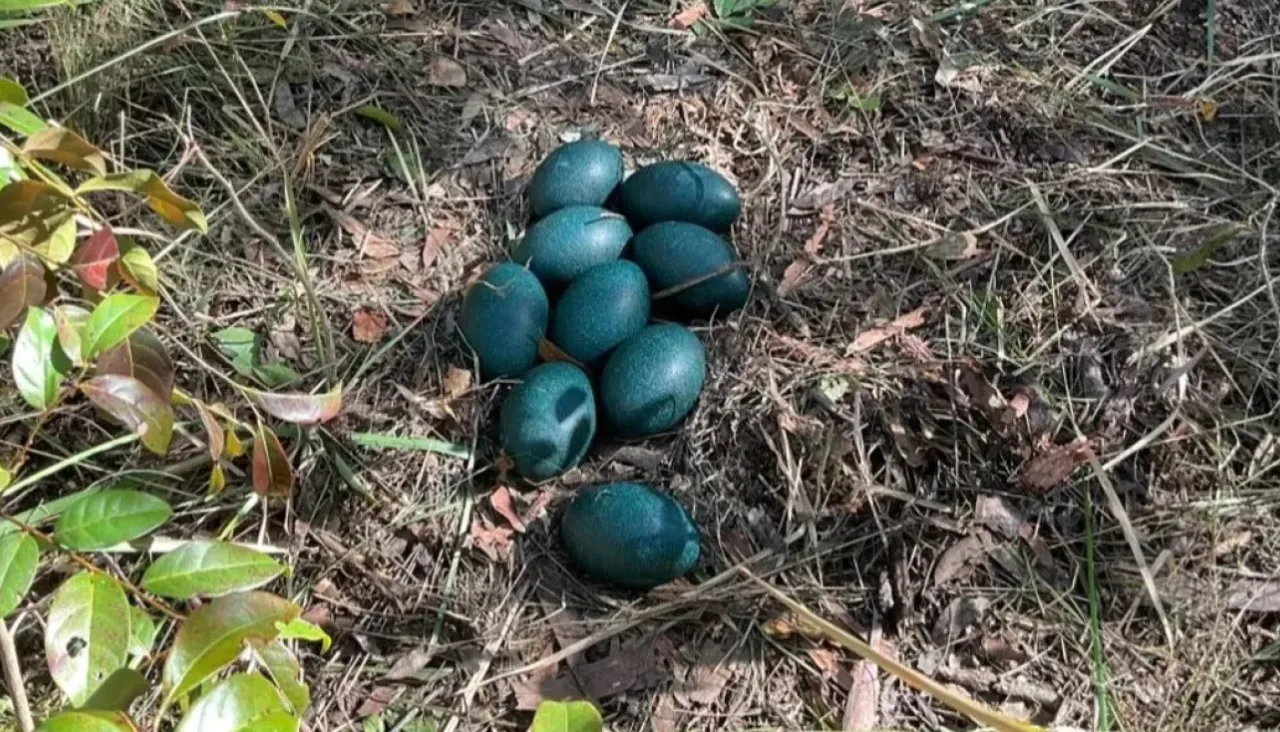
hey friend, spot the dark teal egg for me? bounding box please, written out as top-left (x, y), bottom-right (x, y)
top-left (528, 140), bottom-right (625, 218)
top-left (631, 221), bottom-right (750, 318)
top-left (619, 160), bottom-right (741, 231)
top-left (458, 263), bottom-right (549, 380)
top-left (513, 206), bottom-right (632, 287)
top-left (560, 482), bottom-right (700, 589)
top-left (550, 260), bottom-right (650, 367)
top-left (499, 362), bottom-right (596, 481)
top-left (599, 323), bottom-right (705, 438)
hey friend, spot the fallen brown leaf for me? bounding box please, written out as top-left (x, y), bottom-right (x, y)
top-left (511, 662), bottom-right (563, 710)
top-left (677, 641), bottom-right (734, 707)
top-left (847, 307), bottom-right (927, 355)
top-left (423, 222), bottom-right (451, 269)
top-left (931, 596), bottom-right (991, 645)
top-left (443, 365), bottom-right (471, 397)
top-left (538, 338), bottom-right (583, 367)
top-left (974, 495), bottom-right (1023, 539)
top-left (356, 686), bottom-right (396, 718)
top-left (469, 516), bottom-right (513, 562)
top-left (843, 624), bottom-right (882, 730)
top-left (538, 639), bottom-right (666, 702)
top-left (381, 0), bottom-right (415, 14)
top-left (807, 647), bottom-right (854, 690)
top-left (670, 2), bottom-right (707, 29)
top-left (1019, 439), bottom-right (1089, 492)
top-left (427, 56), bottom-right (467, 87)
top-left (352, 308), bottom-right (388, 343)
top-left (778, 204), bottom-right (834, 297)
top-left (925, 230), bottom-right (982, 260)
top-left (490, 485), bottom-right (527, 533)
top-left (384, 645), bottom-right (434, 680)
top-left (330, 208), bottom-right (399, 259)
top-left (933, 533), bottom-right (992, 586)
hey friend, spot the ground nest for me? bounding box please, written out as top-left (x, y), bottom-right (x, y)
top-left (4, 0), bottom-right (1280, 730)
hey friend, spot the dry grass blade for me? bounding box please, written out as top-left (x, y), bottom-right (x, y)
top-left (740, 567), bottom-right (1048, 732)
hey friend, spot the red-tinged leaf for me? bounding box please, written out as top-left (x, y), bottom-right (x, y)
top-left (252, 424), bottom-right (293, 498)
top-left (469, 516), bottom-right (513, 563)
top-left (72, 228), bottom-right (121, 291)
top-left (94, 327), bottom-right (173, 401)
top-left (248, 386), bottom-right (342, 426)
top-left (0, 180), bottom-right (73, 258)
top-left (0, 253), bottom-right (46, 330)
top-left (351, 308), bottom-right (387, 343)
top-left (1019, 439), bottom-right (1090, 492)
top-left (81, 374), bottom-right (174, 455)
top-left (22, 126), bottom-right (107, 175)
top-left (194, 400), bottom-right (225, 459)
top-left (161, 592), bottom-right (300, 710)
top-left (670, 2), bottom-right (708, 29)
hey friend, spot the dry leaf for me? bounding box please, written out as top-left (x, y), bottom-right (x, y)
top-left (330, 208), bottom-right (399, 258)
top-left (428, 56), bottom-right (467, 88)
top-left (807, 648), bottom-right (853, 690)
top-left (677, 642), bottom-right (733, 706)
top-left (1019, 439), bottom-right (1089, 492)
top-left (381, 0), bottom-right (415, 14)
top-left (931, 596), bottom-right (991, 645)
top-left (511, 662), bottom-right (563, 710)
top-left (537, 639), bottom-right (666, 702)
top-left (442, 365), bottom-right (471, 397)
top-left (670, 2), bottom-right (707, 29)
top-left (356, 686), bottom-right (396, 718)
top-left (538, 338), bottom-right (583, 367)
top-left (490, 485), bottom-right (527, 533)
top-left (933, 533), bottom-right (991, 586)
top-left (974, 495), bottom-right (1023, 539)
top-left (926, 230), bottom-right (982, 260)
top-left (352, 308), bottom-right (388, 343)
top-left (469, 516), bottom-right (513, 562)
top-left (899, 333), bottom-right (934, 361)
top-left (844, 627), bottom-right (882, 730)
top-left (935, 56), bottom-right (987, 93)
top-left (384, 646), bottom-right (433, 680)
top-left (847, 307), bottom-right (927, 355)
top-left (423, 223), bottom-right (451, 269)
top-left (273, 79), bottom-right (306, 129)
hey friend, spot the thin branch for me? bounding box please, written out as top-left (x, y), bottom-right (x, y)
top-left (0, 620), bottom-right (33, 732)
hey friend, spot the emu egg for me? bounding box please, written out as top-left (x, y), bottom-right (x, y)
top-left (513, 205), bottom-right (632, 287)
top-left (599, 323), bottom-right (706, 438)
top-left (528, 139), bottom-right (625, 218)
top-left (632, 221), bottom-right (749, 318)
top-left (458, 262), bottom-right (549, 380)
top-left (560, 482), bottom-right (700, 589)
top-left (550, 260), bottom-right (650, 367)
top-left (499, 362), bottom-right (597, 481)
top-left (619, 160), bottom-right (741, 231)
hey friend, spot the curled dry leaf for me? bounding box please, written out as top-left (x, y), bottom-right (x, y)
top-left (329, 208), bottom-right (399, 259)
top-left (933, 533), bottom-right (992, 586)
top-left (469, 516), bottom-right (513, 563)
top-left (422, 218), bottom-right (454, 270)
top-left (974, 495), bottom-right (1023, 539)
top-left (1019, 439), bottom-right (1089, 492)
top-left (252, 424), bottom-right (294, 498)
top-left (847, 307), bottom-right (927, 355)
top-left (442, 365), bottom-right (471, 397)
top-left (427, 56), bottom-right (467, 88)
top-left (248, 386), bottom-right (343, 425)
top-left (351, 308), bottom-right (388, 343)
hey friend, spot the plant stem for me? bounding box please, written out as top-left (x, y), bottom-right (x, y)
top-left (2, 432), bottom-right (139, 501)
top-left (0, 620), bottom-right (33, 732)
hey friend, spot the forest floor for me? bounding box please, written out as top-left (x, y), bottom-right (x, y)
top-left (5, 0), bottom-right (1280, 730)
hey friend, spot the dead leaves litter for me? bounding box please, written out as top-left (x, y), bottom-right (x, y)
top-left (847, 307), bottom-right (927, 355)
top-left (427, 56), bottom-right (467, 87)
top-left (1018, 439), bottom-right (1090, 492)
top-left (351, 308), bottom-right (388, 343)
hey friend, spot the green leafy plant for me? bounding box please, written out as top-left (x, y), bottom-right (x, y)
top-left (708, 0), bottom-right (777, 30)
top-left (0, 75), bottom-right (342, 730)
top-left (529, 700), bottom-right (603, 732)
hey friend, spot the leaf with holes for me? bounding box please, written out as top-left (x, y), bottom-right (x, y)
top-left (161, 592), bottom-right (300, 709)
top-left (129, 606), bottom-right (157, 659)
top-left (54, 489), bottom-right (172, 550)
top-left (175, 672), bottom-right (297, 732)
top-left (81, 374), bottom-right (174, 455)
top-left (13, 306), bottom-right (71, 410)
top-left (0, 253), bottom-right (46, 330)
top-left (141, 541), bottom-right (284, 600)
top-left (22, 126), bottom-right (107, 175)
top-left (116, 238), bottom-right (158, 294)
top-left (72, 228), bottom-right (120, 291)
top-left (45, 571), bottom-right (131, 706)
top-left (94, 327), bottom-right (173, 401)
top-left (252, 640), bottom-right (310, 714)
top-left (36, 710), bottom-right (137, 732)
top-left (248, 386), bottom-right (343, 426)
top-left (252, 425), bottom-right (293, 498)
top-left (81, 293), bottom-right (159, 361)
top-left (54, 303), bottom-right (91, 365)
top-left (79, 667), bottom-right (150, 712)
top-left (0, 180), bottom-right (72, 259)
top-left (0, 533), bottom-right (39, 617)
top-left (77, 170), bottom-right (208, 233)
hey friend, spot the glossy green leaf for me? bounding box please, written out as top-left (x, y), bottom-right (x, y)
top-left (54, 303), bottom-right (91, 365)
top-left (273, 617), bottom-right (331, 652)
top-left (0, 78), bottom-right (27, 105)
top-left (36, 710), bottom-right (136, 732)
top-left (0, 485), bottom-right (103, 537)
top-left (54, 489), bottom-right (172, 550)
top-left (0, 252), bottom-right (47, 330)
top-left (0, 532), bottom-right (39, 617)
top-left (76, 170), bottom-right (208, 233)
top-left (94, 327), bottom-right (173, 401)
top-left (529, 700), bottom-right (603, 732)
top-left (13, 306), bottom-right (71, 410)
top-left (115, 237), bottom-right (157, 294)
top-left (45, 571), bottom-right (131, 706)
top-left (81, 293), bottom-right (159, 361)
top-left (175, 673), bottom-right (297, 732)
top-left (22, 126), bottom-right (107, 175)
top-left (161, 591), bottom-right (300, 708)
top-left (129, 606), bottom-right (157, 659)
top-left (80, 374), bottom-right (174, 455)
top-left (141, 541), bottom-right (283, 600)
top-left (254, 362), bottom-right (300, 388)
top-left (0, 101), bottom-right (46, 136)
top-left (212, 326), bottom-right (260, 365)
top-left (252, 640), bottom-right (310, 714)
top-left (79, 667), bottom-right (149, 711)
